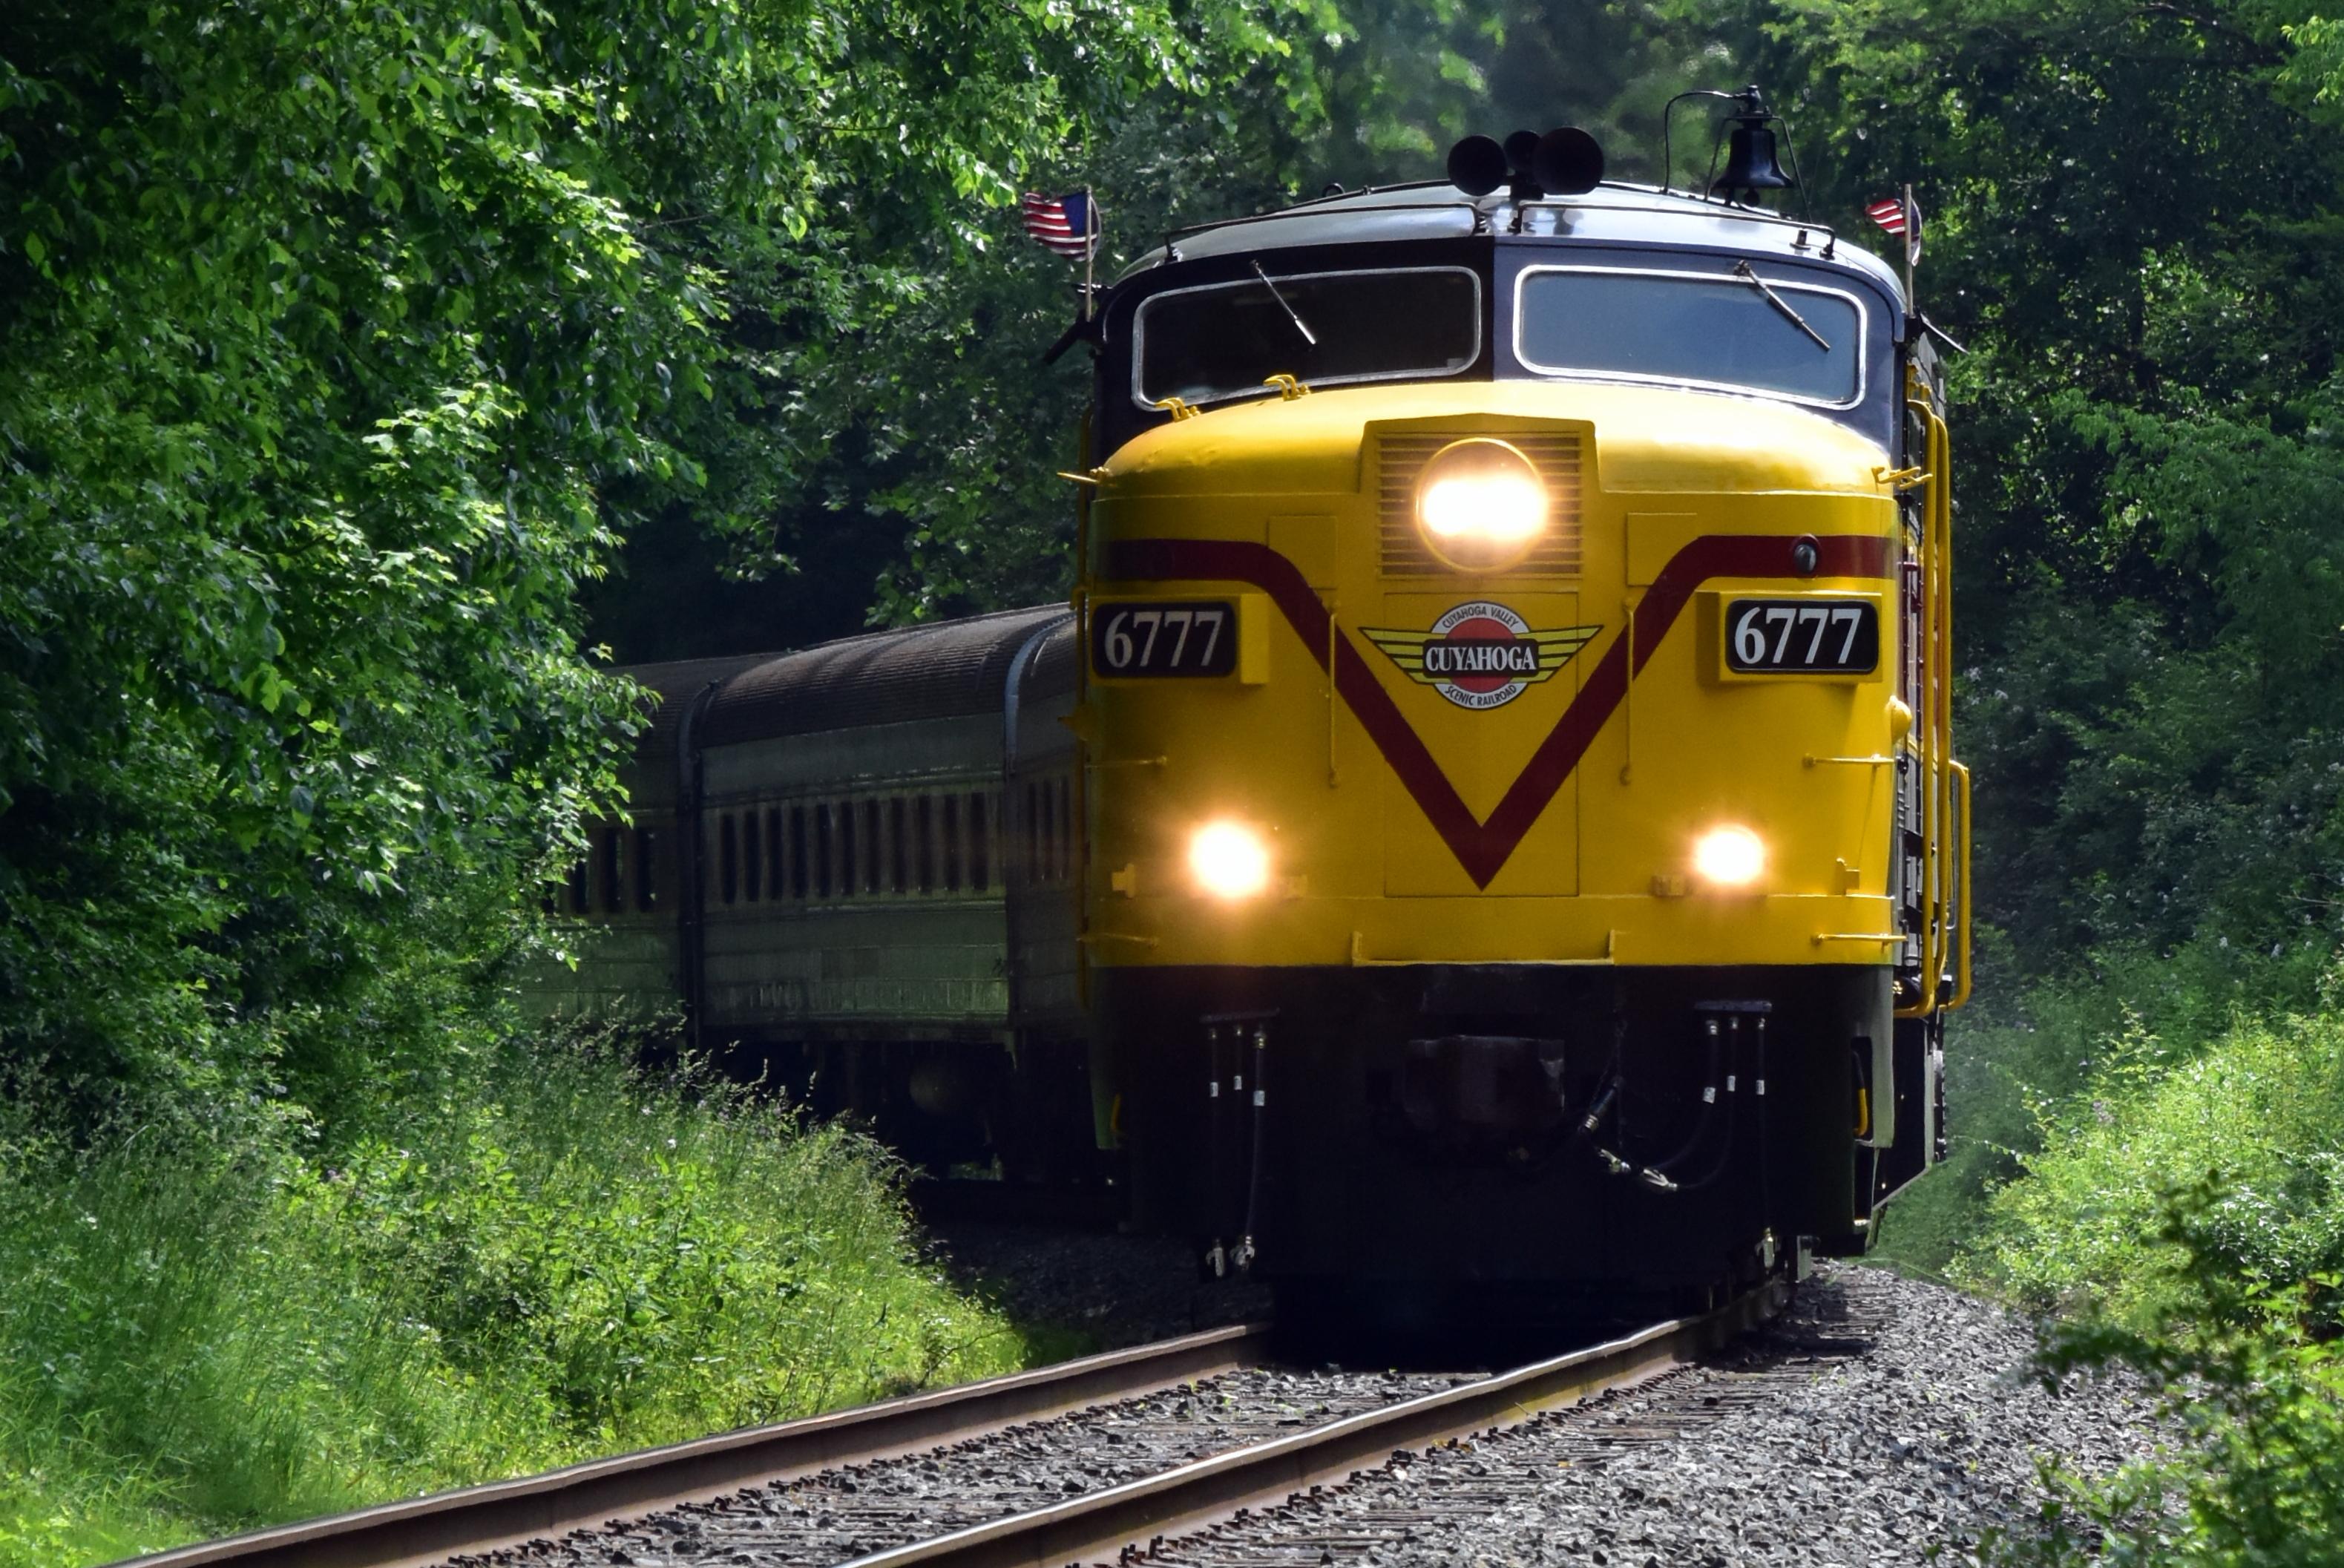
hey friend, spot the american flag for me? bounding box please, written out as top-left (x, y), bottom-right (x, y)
top-left (1865, 194), bottom-right (1923, 263)
top-left (1021, 191), bottom-right (1099, 258)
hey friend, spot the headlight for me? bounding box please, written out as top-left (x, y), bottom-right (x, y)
top-left (1692, 825), bottom-right (1766, 888)
top-left (1414, 438), bottom-right (1549, 571)
top-left (1189, 821), bottom-right (1272, 899)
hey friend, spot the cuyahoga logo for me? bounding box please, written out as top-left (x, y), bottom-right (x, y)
top-left (1364, 602), bottom-right (1601, 711)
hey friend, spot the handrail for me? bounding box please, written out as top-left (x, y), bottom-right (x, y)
top-left (1949, 761), bottom-right (1973, 1010)
top-left (1900, 369), bottom-right (1937, 1016)
top-left (1931, 383), bottom-right (1962, 1011)
top-left (1897, 364), bottom-right (1954, 1019)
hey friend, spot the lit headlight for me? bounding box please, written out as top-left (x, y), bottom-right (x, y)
top-left (1692, 825), bottom-right (1767, 888)
top-left (1414, 438), bottom-right (1548, 571)
top-left (1189, 821), bottom-right (1272, 899)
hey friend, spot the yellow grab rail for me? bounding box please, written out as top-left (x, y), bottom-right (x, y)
top-left (1898, 364), bottom-right (1958, 1018)
top-left (1949, 761), bottom-right (1973, 1010)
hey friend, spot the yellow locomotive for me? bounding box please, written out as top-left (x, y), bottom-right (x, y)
top-left (548, 96), bottom-right (1969, 1318)
top-left (1070, 107), bottom-right (1966, 1312)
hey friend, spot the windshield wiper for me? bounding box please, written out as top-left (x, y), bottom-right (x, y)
top-left (1733, 260), bottom-right (1829, 352)
top-left (1252, 261), bottom-right (1318, 347)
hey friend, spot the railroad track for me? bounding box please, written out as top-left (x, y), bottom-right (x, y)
top-left (118, 1322), bottom-right (1270, 1568)
top-left (120, 1283), bottom-right (1793, 1568)
top-left (1134, 1270), bottom-right (1892, 1568)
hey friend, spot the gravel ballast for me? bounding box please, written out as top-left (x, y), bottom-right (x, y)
top-left (443, 1265), bottom-right (2161, 1568)
top-left (1152, 1266), bottom-right (2161, 1568)
top-left (923, 1219), bottom-right (1272, 1349)
top-left (465, 1367), bottom-right (1468, 1568)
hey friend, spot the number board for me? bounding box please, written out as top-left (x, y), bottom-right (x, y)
top-left (1090, 600), bottom-right (1238, 678)
top-left (1726, 597), bottom-right (1880, 674)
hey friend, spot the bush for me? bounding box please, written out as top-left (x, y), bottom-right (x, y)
top-left (1988, 1195), bottom-right (2344, 1568)
top-left (0, 1041), bottom-right (1028, 1564)
top-left (1873, 934), bottom-right (2331, 1280)
top-left (1957, 977), bottom-right (2344, 1565)
top-left (1963, 991), bottom-right (2344, 1322)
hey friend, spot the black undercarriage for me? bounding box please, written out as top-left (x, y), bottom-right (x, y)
top-left (1095, 963), bottom-right (1933, 1316)
top-left (704, 961), bottom-right (1939, 1327)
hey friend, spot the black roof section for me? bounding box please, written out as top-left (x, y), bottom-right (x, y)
top-left (680, 606), bottom-right (1074, 749)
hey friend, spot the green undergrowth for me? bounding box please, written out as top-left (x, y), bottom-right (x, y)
top-left (0, 1043), bottom-right (1031, 1567)
top-left (1971, 1000), bottom-right (2344, 1321)
top-left (1872, 934), bottom-right (2331, 1279)
top-left (1902, 958), bottom-right (2344, 1565)
top-left (1982, 1200), bottom-right (2344, 1568)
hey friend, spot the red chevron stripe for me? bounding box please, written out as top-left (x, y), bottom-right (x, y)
top-left (1100, 533), bottom-right (1897, 887)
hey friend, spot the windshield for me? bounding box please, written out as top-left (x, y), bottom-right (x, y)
top-left (1514, 268), bottom-right (1865, 405)
top-left (1134, 267), bottom-right (1480, 410)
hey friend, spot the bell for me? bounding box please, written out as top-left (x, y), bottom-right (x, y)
top-left (1712, 120), bottom-right (1795, 197)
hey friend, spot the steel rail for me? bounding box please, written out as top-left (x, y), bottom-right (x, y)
top-left (839, 1282), bottom-right (1787, 1568)
top-left (114, 1321), bottom-right (1273, 1568)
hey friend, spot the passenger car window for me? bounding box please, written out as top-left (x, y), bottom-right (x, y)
top-left (598, 826), bottom-right (622, 913)
top-left (1054, 777), bottom-right (1072, 882)
top-left (839, 800), bottom-right (858, 897)
top-left (1026, 783), bottom-right (1042, 882)
top-left (814, 804), bottom-right (833, 897)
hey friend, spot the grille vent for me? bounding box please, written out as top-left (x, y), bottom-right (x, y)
top-left (1377, 431), bottom-right (1583, 577)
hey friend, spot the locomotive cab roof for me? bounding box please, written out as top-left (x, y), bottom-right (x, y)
top-left (1114, 180), bottom-right (1908, 315)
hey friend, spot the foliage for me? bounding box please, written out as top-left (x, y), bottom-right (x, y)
top-left (0, 1037), bottom-right (1026, 1565)
top-left (1961, 978), bottom-right (2344, 1319)
top-left (0, 0), bottom-right (1309, 1114)
top-left (1874, 934), bottom-right (2332, 1277)
top-left (1945, 978), bottom-right (2344, 1564)
top-left (1744, 0), bottom-right (2344, 965)
top-left (1307, 0), bottom-right (1736, 189)
top-left (579, 0), bottom-right (1355, 645)
top-left (1986, 1192), bottom-right (2344, 1568)
top-left (590, 0), bottom-right (1745, 652)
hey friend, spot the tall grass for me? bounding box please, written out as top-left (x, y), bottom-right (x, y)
top-left (0, 1042), bottom-right (1030, 1565)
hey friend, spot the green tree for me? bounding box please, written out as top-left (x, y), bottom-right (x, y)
top-left (0, 0), bottom-right (1304, 1112)
top-left (1992, 1183), bottom-right (2344, 1568)
top-left (1749, 0), bottom-right (2344, 961)
top-left (593, 0), bottom-right (1744, 650)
